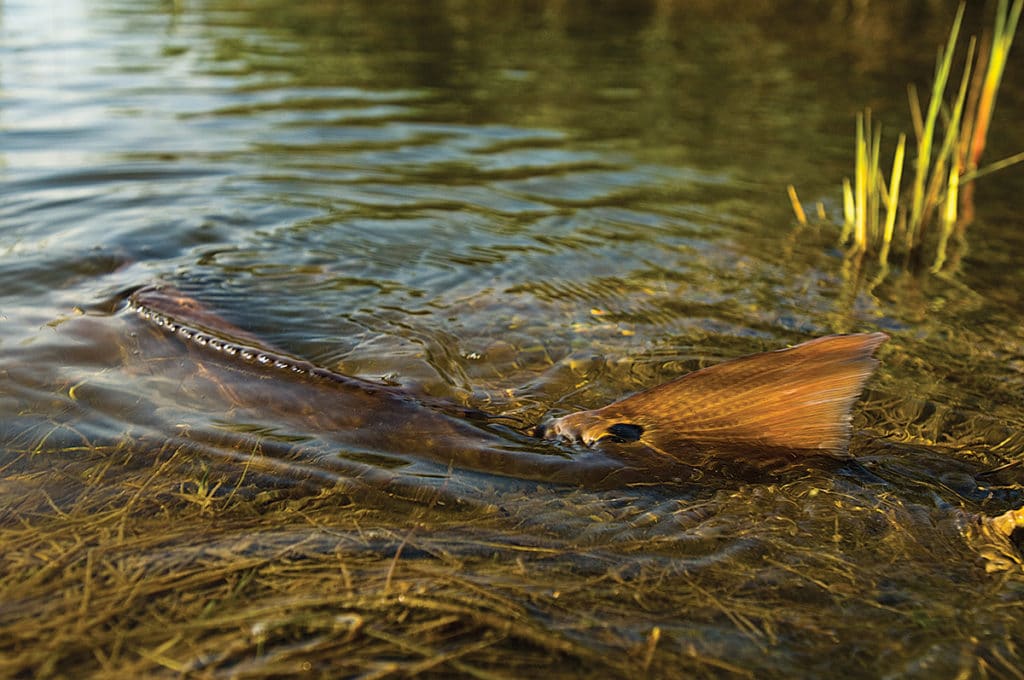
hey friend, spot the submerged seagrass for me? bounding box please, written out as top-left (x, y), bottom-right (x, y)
top-left (128, 286), bottom-right (886, 481)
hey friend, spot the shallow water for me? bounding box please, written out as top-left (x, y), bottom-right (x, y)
top-left (2, 1), bottom-right (1023, 677)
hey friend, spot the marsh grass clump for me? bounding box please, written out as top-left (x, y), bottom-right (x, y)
top-left (790, 0), bottom-right (1023, 274)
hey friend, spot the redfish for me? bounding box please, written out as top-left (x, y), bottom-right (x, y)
top-left (120, 289), bottom-right (1024, 565)
top-left (127, 285), bottom-right (886, 478)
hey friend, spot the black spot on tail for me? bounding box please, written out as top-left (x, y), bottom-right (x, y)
top-left (606, 423), bottom-right (644, 443)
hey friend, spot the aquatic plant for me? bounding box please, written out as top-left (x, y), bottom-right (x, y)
top-left (790, 0), bottom-right (1023, 273)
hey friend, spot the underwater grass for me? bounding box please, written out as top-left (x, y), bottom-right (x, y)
top-left (2, 430), bottom-right (1023, 678)
top-left (790, 0), bottom-right (1023, 273)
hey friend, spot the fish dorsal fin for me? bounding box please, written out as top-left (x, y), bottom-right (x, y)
top-left (129, 285), bottom-right (286, 353)
top-left (599, 333), bottom-right (888, 453)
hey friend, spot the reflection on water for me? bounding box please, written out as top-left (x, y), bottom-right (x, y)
top-left (1, 0), bottom-right (1023, 676)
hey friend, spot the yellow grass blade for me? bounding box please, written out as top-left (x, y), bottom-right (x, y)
top-left (878, 134), bottom-right (907, 267)
top-left (931, 162), bottom-right (961, 273)
top-left (841, 178), bottom-right (855, 244)
top-left (854, 112), bottom-right (868, 252)
top-left (787, 185), bottom-right (807, 225)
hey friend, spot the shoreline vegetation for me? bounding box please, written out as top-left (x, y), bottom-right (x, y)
top-left (789, 0), bottom-right (1023, 275)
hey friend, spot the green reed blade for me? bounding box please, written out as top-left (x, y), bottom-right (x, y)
top-left (942, 36), bottom-right (977, 168)
top-left (909, 3), bottom-right (965, 238)
top-left (931, 162), bottom-right (961, 273)
top-left (869, 119), bottom-right (882, 242)
top-left (841, 178), bottom-right (855, 244)
top-left (854, 112), bottom-right (867, 252)
top-left (920, 36), bottom-right (976, 232)
top-left (960, 150), bottom-right (1024, 183)
top-left (907, 84), bottom-right (924, 142)
top-left (878, 133), bottom-right (907, 267)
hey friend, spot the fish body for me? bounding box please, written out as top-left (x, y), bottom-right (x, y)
top-left (126, 286), bottom-right (628, 485)
top-left (127, 286), bottom-right (886, 481)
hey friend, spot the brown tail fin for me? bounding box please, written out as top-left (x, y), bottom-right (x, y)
top-left (544, 333), bottom-right (887, 455)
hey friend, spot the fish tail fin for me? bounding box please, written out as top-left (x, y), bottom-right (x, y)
top-left (614, 333), bottom-right (888, 453)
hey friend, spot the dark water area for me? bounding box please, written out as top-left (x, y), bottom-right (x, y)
top-left (2, 1), bottom-right (1024, 677)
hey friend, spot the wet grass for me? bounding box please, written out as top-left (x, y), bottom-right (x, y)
top-left (2, 429), bottom-right (1023, 678)
top-left (790, 0), bottom-right (1023, 274)
top-left (1, 444), bottom-right (601, 678)
top-left (0, 445), bottom-right (668, 678)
